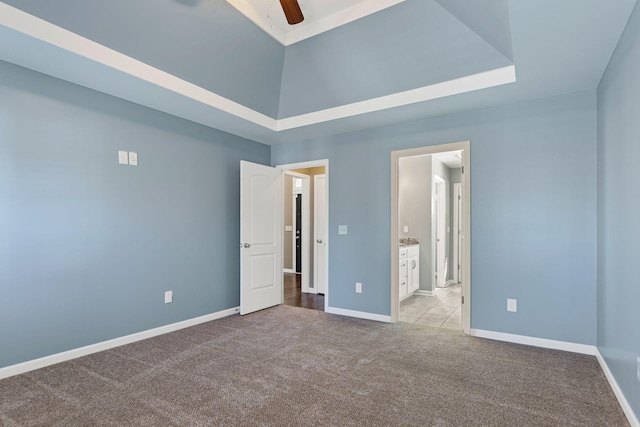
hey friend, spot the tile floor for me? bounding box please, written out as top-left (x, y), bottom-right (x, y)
top-left (399, 283), bottom-right (462, 330)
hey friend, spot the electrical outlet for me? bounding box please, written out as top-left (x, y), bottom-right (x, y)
top-left (165, 290), bottom-right (173, 304)
top-left (507, 298), bottom-right (517, 312)
top-left (128, 151), bottom-right (138, 166)
top-left (637, 357), bottom-right (640, 383)
top-left (338, 225), bottom-right (348, 235)
top-left (355, 282), bottom-right (362, 293)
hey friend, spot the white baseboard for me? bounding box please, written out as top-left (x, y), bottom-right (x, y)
top-left (470, 329), bottom-right (596, 355)
top-left (0, 307), bottom-right (240, 380)
top-left (326, 306), bottom-right (391, 323)
top-left (595, 349), bottom-right (640, 427)
top-left (414, 290), bottom-right (435, 297)
top-left (283, 268), bottom-right (294, 273)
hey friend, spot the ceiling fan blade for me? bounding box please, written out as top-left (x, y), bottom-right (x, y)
top-left (280, 0), bottom-right (304, 25)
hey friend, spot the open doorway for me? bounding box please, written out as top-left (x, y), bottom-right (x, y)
top-left (391, 142), bottom-right (470, 333)
top-left (278, 160), bottom-right (329, 312)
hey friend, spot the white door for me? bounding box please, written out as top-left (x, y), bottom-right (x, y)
top-left (314, 174), bottom-right (327, 295)
top-left (453, 183), bottom-right (462, 284)
top-left (240, 161), bottom-right (283, 315)
top-left (434, 177), bottom-right (446, 288)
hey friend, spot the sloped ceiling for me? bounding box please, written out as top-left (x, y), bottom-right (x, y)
top-left (0, 0), bottom-right (636, 145)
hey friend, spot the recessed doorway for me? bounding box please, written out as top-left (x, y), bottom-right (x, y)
top-left (278, 160), bottom-right (329, 312)
top-left (391, 142), bottom-right (470, 333)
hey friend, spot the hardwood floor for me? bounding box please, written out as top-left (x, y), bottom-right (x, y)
top-left (284, 273), bottom-right (324, 311)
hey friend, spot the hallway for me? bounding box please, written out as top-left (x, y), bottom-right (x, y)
top-left (284, 273), bottom-right (324, 311)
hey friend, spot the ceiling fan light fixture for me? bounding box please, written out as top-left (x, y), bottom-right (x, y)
top-left (279, 0), bottom-right (304, 25)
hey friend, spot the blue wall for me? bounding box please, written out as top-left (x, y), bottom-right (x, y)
top-left (0, 60), bottom-right (270, 368)
top-left (272, 90), bottom-right (598, 345)
top-left (597, 1), bottom-right (640, 418)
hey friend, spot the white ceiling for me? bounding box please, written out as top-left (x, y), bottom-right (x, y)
top-left (433, 151), bottom-right (462, 169)
top-left (226, 0), bottom-right (404, 45)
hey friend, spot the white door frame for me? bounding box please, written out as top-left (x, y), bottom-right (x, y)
top-left (391, 142), bottom-right (471, 333)
top-left (314, 174), bottom-right (327, 295)
top-left (433, 175), bottom-right (446, 288)
top-left (453, 183), bottom-right (462, 283)
top-left (283, 171), bottom-right (310, 292)
top-left (276, 160), bottom-right (329, 312)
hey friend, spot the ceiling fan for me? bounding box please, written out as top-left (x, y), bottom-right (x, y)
top-left (279, 0), bottom-right (304, 25)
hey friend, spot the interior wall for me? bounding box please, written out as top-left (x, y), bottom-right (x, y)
top-left (0, 60), bottom-right (270, 369)
top-left (272, 90), bottom-right (597, 345)
top-left (398, 155), bottom-right (433, 292)
top-left (597, 0), bottom-right (640, 418)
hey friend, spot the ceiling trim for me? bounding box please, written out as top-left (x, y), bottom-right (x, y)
top-left (0, 2), bottom-right (516, 136)
top-left (0, 2), bottom-right (277, 130)
top-left (277, 66), bottom-right (516, 130)
top-left (226, 0), bottom-right (405, 46)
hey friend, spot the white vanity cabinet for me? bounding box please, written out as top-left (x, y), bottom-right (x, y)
top-left (399, 245), bottom-right (419, 300)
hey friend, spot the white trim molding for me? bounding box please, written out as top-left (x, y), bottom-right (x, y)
top-left (277, 66), bottom-right (516, 131)
top-left (0, 307), bottom-right (240, 380)
top-left (326, 306), bottom-right (391, 323)
top-left (0, 3), bottom-right (516, 141)
top-left (470, 329), bottom-right (596, 355)
top-left (414, 290), bottom-right (436, 297)
top-left (595, 349), bottom-right (640, 427)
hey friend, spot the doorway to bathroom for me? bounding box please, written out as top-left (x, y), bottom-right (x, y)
top-left (390, 141), bottom-right (471, 333)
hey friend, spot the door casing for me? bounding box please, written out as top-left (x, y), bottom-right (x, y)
top-left (276, 160), bottom-right (329, 311)
top-left (284, 170), bottom-right (310, 291)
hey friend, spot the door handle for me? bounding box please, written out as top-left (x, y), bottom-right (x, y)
top-left (317, 239), bottom-right (323, 244)
top-left (241, 243), bottom-right (251, 248)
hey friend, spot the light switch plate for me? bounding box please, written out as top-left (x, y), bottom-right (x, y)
top-left (507, 299), bottom-right (517, 312)
top-left (118, 150), bottom-right (129, 165)
top-left (165, 290), bottom-right (173, 304)
top-left (285, 225), bottom-right (293, 232)
top-left (128, 151), bottom-right (138, 166)
top-left (338, 225), bottom-right (347, 235)
top-left (355, 282), bottom-right (362, 293)
top-left (403, 226), bottom-right (409, 233)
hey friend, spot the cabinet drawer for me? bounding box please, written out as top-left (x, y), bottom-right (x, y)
top-left (399, 261), bottom-right (408, 278)
top-left (399, 278), bottom-right (408, 298)
top-left (399, 248), bottom-right (408, 258)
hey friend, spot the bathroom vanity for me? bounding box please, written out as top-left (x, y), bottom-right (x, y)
top-left (399, 244), bottom-right (419, 300)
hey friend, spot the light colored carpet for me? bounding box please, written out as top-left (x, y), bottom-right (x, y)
top-left (0, 305), bottom-right (629, 426)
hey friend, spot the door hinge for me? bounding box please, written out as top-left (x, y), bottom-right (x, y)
top-left (458, 195), bottom-right (461, 200)
top-left (461, 296), bottom-right (464, 304)
top-left (462, 166), bottom-right (464, 174)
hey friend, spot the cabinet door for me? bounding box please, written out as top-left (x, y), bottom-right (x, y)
top-left (399, 277), bottom-right (408, 299)
top-left (409, 257), bottom-right (420, 292)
